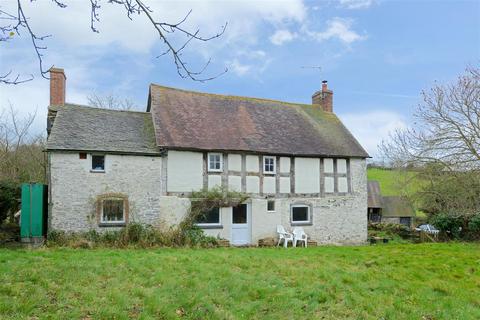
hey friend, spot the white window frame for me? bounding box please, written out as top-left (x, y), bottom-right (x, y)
top-left (267, 200), bottom-right (276, 212)
top-left (208, 153), bottom-right (223, 172)
top-left (100, 198), bottom-right (126, 224)
top-left (195, 207), bottom-right (222, 227)
top-left (91, 154), bottom-right (105, 173)
top-left (263, 156), bottom-right (276, 174)
top-left (291, 204), bottom-right (311, 224)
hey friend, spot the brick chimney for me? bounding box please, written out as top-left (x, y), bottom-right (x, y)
top-left (49, 67), bottom-right (66, 106)
top-left (47, 67), bottom-right (66, 135)
top-left (312, 80), bottom-right (333, 112)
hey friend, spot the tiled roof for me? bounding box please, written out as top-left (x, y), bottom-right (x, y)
top-left (367, 180), bottom-right (383, 208)
top-left (46, 104), bottom-right (159, 155)
top-left (382, 196), bottom-right (416, 217)
top-left (148, 85), bottom-right (369, 157)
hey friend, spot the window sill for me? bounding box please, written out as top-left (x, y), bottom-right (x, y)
top-left (196, 224), bottom-right (223, 229)
top-left (291, 222), bottom-right (313, 226)
top-left (90, 170), bottom-right (105, 173)
top-left (99, 222), bottom-right (126, 227)
top-left (263, 172), bottom-right (276, 175)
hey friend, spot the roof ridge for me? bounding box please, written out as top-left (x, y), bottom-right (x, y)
top-left (60, 102), bottom-right (149, 114)
top-left (149, 83), bottom-right (314, 108)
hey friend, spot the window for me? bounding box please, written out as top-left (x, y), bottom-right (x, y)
top-left (267, 200), bottom-right (275, 212)
top-left (92, 155), bottom-right (105, 172)
top-left (291, 205), bottom-right (311, 224)
top-left (101, 199), bottom-right (125, 224)
top-left (79, 152), bottom-right (87, 159)
top-left (400, 217), bottom-right (411, 227)
top-left (208, 153), bottom-right (223, 172)
top-left (232, 204), bottom-right (247, 224)
top-left (263, 156), bottom-right (276, 174)
top-left (195, 207), bottom-right (221, 225)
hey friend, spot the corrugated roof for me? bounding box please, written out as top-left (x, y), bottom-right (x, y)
top-left (382, 196), bottom-right (416, 217)
top-left (46, 104), bottom-right (159, 155)
top-left (368, 180), bottom-right (383, 208)
top-left (148, 85), bottom-right (369, 157)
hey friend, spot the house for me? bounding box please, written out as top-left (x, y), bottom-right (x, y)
top-left (367, 180), bottom-right (415, 227)
top-left (46, 68), bottom-right (369, 245)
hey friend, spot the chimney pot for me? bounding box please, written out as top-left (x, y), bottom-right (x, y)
top-left (49, 67), bottom-right (66, 106)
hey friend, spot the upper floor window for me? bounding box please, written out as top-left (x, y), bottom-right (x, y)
top-left (263, 156), bottom-right (276, 174)
top-left (208, 153), bottom-right (223, 172)
top-left (92, 155), bottom-right (105, 172)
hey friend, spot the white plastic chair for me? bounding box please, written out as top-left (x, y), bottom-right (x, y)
top-left (293, 227), bottom-right (308, 247)
top-left (276, 225), bottom-right (293, 248)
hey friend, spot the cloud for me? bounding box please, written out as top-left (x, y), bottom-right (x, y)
top-left (306, 18), bottom-right (366, 44)
top-left (338, 0), bottom-right (375, 10)
top-left (270, 29), bottom-right (297, 45)
top-left (338, 110), bottom-right (407, 158)
top-left (228, 59), bottom-right (252, 76)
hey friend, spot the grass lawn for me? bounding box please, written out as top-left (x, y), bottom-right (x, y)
top-left (1, 243), bottom-right (479, 320)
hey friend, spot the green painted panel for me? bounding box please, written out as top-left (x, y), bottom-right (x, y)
top-left (20, 183), bottom-right (47, 238)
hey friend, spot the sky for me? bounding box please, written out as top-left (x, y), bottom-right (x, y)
top-left (1, 0), bottom-right (479, 160)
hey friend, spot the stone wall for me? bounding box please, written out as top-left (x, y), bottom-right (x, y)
top-left (49, 152), bottom-right (162, 231)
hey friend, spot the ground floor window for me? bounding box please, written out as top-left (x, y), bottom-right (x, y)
top-left (267, 200), bottom-right (275, 212)
top-left (399, 217), bottom-right (412, 227)
top-left (291, 204), bottom-right (311, 225)
top-left (101, 199), bottom-right (125, 224)
top-left (368, 208), bottom-right (382, 223)
top-left (195, 207), bottom-right (220, 226)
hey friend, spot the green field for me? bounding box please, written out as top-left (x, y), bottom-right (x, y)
top-left (367, 168), bottom-right (422, 196)
top-left (1, 243), bottom-right (479, 319)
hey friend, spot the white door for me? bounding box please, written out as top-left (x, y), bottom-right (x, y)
top-left (231, 203), bottom-right (251, 246)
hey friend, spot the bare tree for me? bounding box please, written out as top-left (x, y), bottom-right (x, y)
top-left (1, 0), bottom-right (227, 84)
top-left (0, 104), bottom-right (45, 184)
top-left (381, 66), bottom-right (480, 171)
top-left (380, 67), bottom-right (480, 216)
top-left (87, 92), bottom-right (139, 111)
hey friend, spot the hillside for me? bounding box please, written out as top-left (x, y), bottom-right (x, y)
top-left (367, 168), bottom-right (423, 197)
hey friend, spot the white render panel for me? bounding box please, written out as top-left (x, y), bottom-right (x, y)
top-left (208, 175), bottom-right (222, 189)
top-left (337, 159), bottom-right (347, 174)
top-left (338, 177), bottom-right (348, 193)
top-left (246, 176), bottom-right (260, 193)
top-left (49, 152), bottom-right (162, 231)
top-left (295, 157), bottom-right (320, 193)
top-left (280, 157), bottom-right (290, 173)
top-left (325, 176), bottom-right (334, 193)
top-left (228, 175), bottom-right (242, 191)
top-left (228, 154), bottom-right (242, 171)
top-left (246, 155), bottom-right (259, 172)
top-left (167, 151), bottom-right (203, 192)
top-left (280, 177), bottom-right (290, 193)
top-left (324, 158), bottom-right (334, 173)
top-left (263, 176), bottom-right (276, 194)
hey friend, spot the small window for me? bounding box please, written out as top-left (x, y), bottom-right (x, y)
top-left (92, 155), bottom-right (105, 172)
top-left (101, 199), bottom-right (125, 224)
top-left (267, 200), bottom-right (275, 212)
top-left (263, 156), bottom-right (276, 174)
top-left (208, 153), bottom-right (223, 172)
top-left (400, 217), bottom-right (411, 227)
top-left (291, 205), bottom-right (311, 224)
top-left (79, 152), bottom-right (87, 159)
top-left (195, 207), bottom-right (220, 225)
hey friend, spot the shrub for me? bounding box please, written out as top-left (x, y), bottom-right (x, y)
top-left (0, 221), bottom-right (20, 244)
top-left (467, 214), bottom-right (480, 240)
top-left (368, 222), bottom-right (413, 239)
top-left (430, 213), bottom-right (464, 239)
